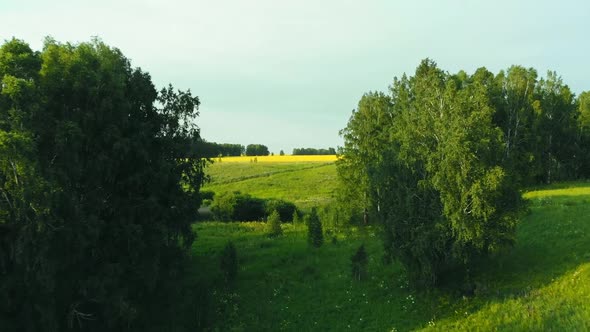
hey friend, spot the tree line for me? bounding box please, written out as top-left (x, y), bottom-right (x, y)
top-left (292, 147), bottom-right (336, 155)
top-left (338, 59), bottom-right (590, 286)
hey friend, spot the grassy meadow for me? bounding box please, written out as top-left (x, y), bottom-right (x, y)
top-left (194, 156), bottom-right (590, 331)
top-left (203, 155), bottom-right (339, 209)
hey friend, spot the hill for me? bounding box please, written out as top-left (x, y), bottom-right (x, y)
top-left (191, 181), bottom-right (590, 331)
top-left (203, 155), bottom-right (338, 209)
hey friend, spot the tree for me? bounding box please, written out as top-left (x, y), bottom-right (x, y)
top-left (339, 59), bottom-right (524, 286)
top-left (306, 208), bottom-right (323, 248)
top-left (245, 144), bottom-right (269, 156)
top-left (0, 38), bottom-right (207, 331)
top-left (266, 210), bottom-right (283, 237)
top-left (577, 91), bottom-right (590, 178)
top-left (279, 149), bottom-right (285, 156)
top-left (351, 244), bottom-right (368, 281)
top-left (220, 241), bottom-right (238, 283)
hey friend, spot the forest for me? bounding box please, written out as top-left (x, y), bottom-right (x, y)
top-left (1, 38), bottom-right (590, 331)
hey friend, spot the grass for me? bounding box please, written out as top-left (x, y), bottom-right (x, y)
top-left (204, 156), bottom-right (339, 209)
top-left (190, 181), bottom-right (590, 331)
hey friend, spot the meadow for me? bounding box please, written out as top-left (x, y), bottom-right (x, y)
top-left (195, 157), bottom-right (590, 331)
top-left (203, 155), bottom-right (339, 209)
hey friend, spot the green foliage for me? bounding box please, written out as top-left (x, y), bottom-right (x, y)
top-left (245, 144), bottom-right (269, 156)
top-left (0, 38), bottom-right (206, 331)
top-left (351, 244), bottom-right (368, 281)
top-left (279, 149), bottom-right (285, 156)
top-left (220, 241), bottom-right (238, 284)
top-left (292, 210), bottom-right (301, 224)
top-left (266, 210), bottom-right (283, 237)
top-left (210, 191), bottom-right (266, 221)
top-left (192, 183), bottom-right (590, 331)
top-left (292, 147), bottom-right (336, 155)
top-left (339, 59), bottom-right (527, 286)
top-left (306, 208), bottom-right (323, 248)
top-left (265, 199), bottom-right (296, 222)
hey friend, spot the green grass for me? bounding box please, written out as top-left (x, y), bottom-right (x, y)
top-left (204, 161), bottom-right (338, 209)
top-left (190, 181), bottom-right (590, 331)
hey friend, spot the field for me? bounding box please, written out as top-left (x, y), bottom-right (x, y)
top-left (203, 155), bottom-right (339, 209)
top-left (194, 157), bottom-right (590, 331)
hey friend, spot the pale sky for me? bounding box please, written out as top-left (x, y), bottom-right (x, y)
top-left (2, 0), bottom-right (589, 153)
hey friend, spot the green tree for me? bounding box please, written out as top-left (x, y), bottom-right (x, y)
top-left (351, 244), bottom-right (368, 281)
top-left (306, 207), bottom-right (323, 248)
top-left (266, 210), bottom-right (283, 237)
top-left (220, 241), bottom-right (238, 283)
top-left (0, 38), bottom-right (207, 331)
top-left (340, 59), bottom-right (524, 286)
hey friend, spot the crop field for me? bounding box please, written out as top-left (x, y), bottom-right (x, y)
top-left (191, 181), bottom-right (590, 331)
top-left (203, 155), bottom-right (339, 209)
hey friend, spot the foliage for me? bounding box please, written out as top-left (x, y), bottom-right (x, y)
top-left (339, 59), bottom-right (527, 286)
top-left (192, 182), bottom-right (590, 331)
top-left (306, 208), bottom-right (324, 248)
top-left (196, 141), bottom-right (244, 157)
top-left (210, 191), bottom-right (266, 221)
top-left (351, 244), bottom-right (368, 281)
top-left (0, 38), bottom-right (206, 331)
top-left (265, 199), bottom-right (296, 222)
top-left (279, 149), bottom-right (285, 156)
top-left (292, 147), bottom-right (336, 155)
top-left (266, 210), bottom-right (283, 237)
top-left (245, 144), bottom-right (270, 156)
top-left (220, 241), bottom-right (238, 284)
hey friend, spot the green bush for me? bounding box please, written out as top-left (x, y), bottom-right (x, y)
top-left (265, 199), bottom-right (296, 222)
top-left (351, 244), bottom-right (368, 281)
top-left (220, 242), bottom-right (238, 283)
top-left (306, 208), bottom-right (324, 248)
top-left (266, 210), bottom-right (283, 237)
top-left (210, 191), bottom-right (266, 221)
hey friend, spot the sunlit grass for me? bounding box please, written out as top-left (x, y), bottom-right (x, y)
top-left (191, 182), bottom-right (590, 331)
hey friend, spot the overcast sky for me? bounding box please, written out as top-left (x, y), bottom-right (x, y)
top-left (2, 0), bottom-right (589, 153)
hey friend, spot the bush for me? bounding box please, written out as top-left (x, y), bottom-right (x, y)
top-left (201, 190), bottom-right (215, 201)
top-left (292, 210), bottom-right (301, 224)
top-left (266, 210), bottom-right (283, 237)
top-left (220, 242), bottom-right (238, 283)
top-left (351, 244), bottom-right (368, 281)
top-left (306, 208), bottom-right (324, 248)
top-left (211, 191), bottom-right (266, 221)
top-left (265, 199), bottom-right (296, 222)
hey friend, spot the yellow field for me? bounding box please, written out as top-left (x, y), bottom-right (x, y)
top-left (214, 155), bottom-right (338, 163)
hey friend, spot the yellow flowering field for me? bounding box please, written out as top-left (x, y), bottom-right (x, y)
top-left (214, 155), bottom-right (338, 163)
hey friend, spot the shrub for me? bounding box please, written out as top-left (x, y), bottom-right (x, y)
top-left (210, 191), bottom-right (266, 221)
top-left (266, 210), bottom-right (283, 237)
top-left (306, 208), bottom-right (324, 248)
top-left (292, 210), bottom-right (301, 224)
top-left (351, 244), bottom-right (368, 281)
top-left (265, 199), bottom-right (296, 222)
top-left (220, 242), bottom-right (238, 283)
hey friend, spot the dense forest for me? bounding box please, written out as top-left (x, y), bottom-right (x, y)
top-left (338, 59), bottom-right (590, 285)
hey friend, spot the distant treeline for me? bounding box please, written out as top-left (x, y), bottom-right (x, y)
top-left (292, 147), bottom-right (336, 155)
top-left (196, 141), bottom-right (245, 157)
top-left (195, 142), bottom-right (272, 157)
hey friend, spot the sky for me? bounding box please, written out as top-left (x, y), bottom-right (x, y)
top-left (2, 0), bottom-right (589, 153)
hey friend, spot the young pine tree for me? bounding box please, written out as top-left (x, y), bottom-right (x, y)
top-left (220, 241), bottom-right (238, 283)
top-left (351, 244), bottom-right (368, 281)
top-left (306, 207), bottom-right (324, 248)
top-left (267, 210), bottom-right (283, 237)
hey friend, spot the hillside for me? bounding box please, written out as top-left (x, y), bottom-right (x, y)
top-left (192, 181), bottom-right (590, 331)
top-left (203, 155), bottom-right (338, 209)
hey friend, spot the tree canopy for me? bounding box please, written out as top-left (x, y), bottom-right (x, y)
top-left (338, 59), bottom-right (588, 286)
top-left (0, 38), bottom-right (207, 331)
